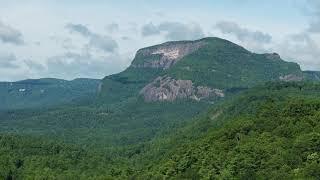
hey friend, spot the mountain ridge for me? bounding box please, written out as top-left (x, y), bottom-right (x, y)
top-left (0, 78), bottom-right (101, 110)
top-left (100, 37), bottom-right (305, 103)
top-left (1, 37), bottom-right (320, 109)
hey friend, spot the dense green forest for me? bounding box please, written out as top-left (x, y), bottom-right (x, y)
top-left (0, 99), bottom-right (211, 147)
top-left (142, 82), bottom-right (320, 179)
top-left (1, 82), bottom-right (320, 179)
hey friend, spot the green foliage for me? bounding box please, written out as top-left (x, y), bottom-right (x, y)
top-left (143, 82), bottom-right (320, 179)
top-left (166, 38), bottom-right (302, 89)
top-left (0, 98), bottom-right (210, 148)
top-left (1, 82), bottom-right (320, 179)
top-left (0, 134), bottom-right (133, 179)
top-left (99, 67), bottom-right (163, 104)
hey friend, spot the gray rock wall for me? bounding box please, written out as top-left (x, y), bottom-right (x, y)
top-left (140, 76), bottom-right (224, 102)
top-left (132, 41), bottom-right (205, 69)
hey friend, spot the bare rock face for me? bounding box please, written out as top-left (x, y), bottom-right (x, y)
top-left (132, 41), bottom-right (205, 69)
top-left (140, 76), bottom-right (224, 102)
top-left (279, 74), bottom-right (303, 82)
top-left (140, 77), bottom-right (194, 102)
top-left (265, 53), bottom-right (281, 61)
top-left (196, 86), bottom-right (225, 99)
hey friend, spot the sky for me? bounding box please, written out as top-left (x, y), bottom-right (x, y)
top-left (0, 0), bottom-right (319, 81)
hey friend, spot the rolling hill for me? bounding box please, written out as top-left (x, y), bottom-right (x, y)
top-left (0, 78), bottom-right (101, 110)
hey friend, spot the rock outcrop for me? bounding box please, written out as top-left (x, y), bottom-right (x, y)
top-left (140, 76), bottom-right (224, 102)
top-left (265, 53), bottom-right (281, 61)
top-left (132, 41), bottom-right (205, 69)
top-left (279, 74), bottom-right (303, 82)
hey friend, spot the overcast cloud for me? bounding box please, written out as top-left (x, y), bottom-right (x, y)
top-left (66, 23), bottom-right (118, 53)
top-left (0, 53), bottom-right (20, 69)
top-left (46, 52), bottom-right (124, 79)
top-left (142, 22), bottom-right (205, 41)
top-left (0, 21), bottom-right (24, 45)
top-left (306, 0), bottom-right (320, 33)
top-left (214, 21), bottom-right (272, 44)
top-left (0, 0), bottom-right (319, 81)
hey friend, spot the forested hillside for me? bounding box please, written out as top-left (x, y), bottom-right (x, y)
top-left (0, 99), bottom-right (210, 147)
top-left (140, 82), bottom-right (320, 179)
top-left (1, 82), bottom-right (320, 179)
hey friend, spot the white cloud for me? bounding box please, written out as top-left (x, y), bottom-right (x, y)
top-left (141, 22), bottom-right (205, 41)
top-left (105, 23), bottom-right (119, 33)
top-left (66, 23), bottom-right (118, 53)
top-left (46, 52), bottom-right (126, 79)
top-left (141, 23), bottom-right (160, 36)
top-left (214, 21), bottom-right (272, 44)
top-left (0, 20), bottom-right (24, 45)
top-left (0, 53), bottom-right (20, 68)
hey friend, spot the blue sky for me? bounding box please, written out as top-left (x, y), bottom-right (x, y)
top-left (0, 0), bottom-right (319, 81)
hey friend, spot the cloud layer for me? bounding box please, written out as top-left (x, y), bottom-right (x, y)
top-left (66, 23), bottom-right (118, 53)
top-left (46, 52), bottom-right (124, 79)
top-left (142, 22), bottom-right (205, 41)
top-left (0, 53), bottom-right (20, 68)
top-left (306, 0), bottom-right (320, 33)
top-left (0, 21), bottom-right (24, 45)
top-left (214, 21), bottom-right (272, 44)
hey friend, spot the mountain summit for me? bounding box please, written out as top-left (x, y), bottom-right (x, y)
top-left (100, 37), bottom-right (303, 102)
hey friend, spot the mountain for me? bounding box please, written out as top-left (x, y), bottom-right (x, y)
top-left (0, 37), bottom-right (307, 146)
top-left (100, 37), bottom-right (303, 103)
top-left (0, 37), bottom-right (311, 147)
top-left (0, 37), bottom-right (307, 110)
top-left (0, 78), bottom-right (101, 110)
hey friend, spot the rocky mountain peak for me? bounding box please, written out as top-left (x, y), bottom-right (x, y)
top-left (101, 37), bottom-right (305, 103)
top-left (131, 40), bottom-right (206, 69)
